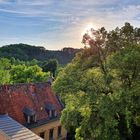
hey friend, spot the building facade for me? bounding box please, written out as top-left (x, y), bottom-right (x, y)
top-left (0, 83), bottom-right (67, 140)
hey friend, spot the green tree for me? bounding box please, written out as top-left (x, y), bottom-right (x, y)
top-left (0, 58), bottom-right (11, 84)
top-left (10, 64), bottom-right (49, 83)
top-left (42, 59), bottom-right (58, 77)
top-left (53, 23), bottom-right (140, 140)
top-left (0, 43), bottom-right (79, 65)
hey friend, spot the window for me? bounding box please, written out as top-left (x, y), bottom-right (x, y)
top-left (49, 129), bottom-right (54, 140)
top-left (58, 126), bottom-right (62, 137)
top-left (45, 103), bottom-right (57, 118)
top-left (30, 115), bottom-right (36, 123)
top-left (24, 114), bottom-right (36, 124)
top-left (51, 110), bottom-right (55, 118)
top-left (40, 132), bottom-right (45, 139)
top-left (23, 107), bottom-right (36, 124)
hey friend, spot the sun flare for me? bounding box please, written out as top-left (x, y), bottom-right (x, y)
top-left (82, 23), bottom-right (97, 35)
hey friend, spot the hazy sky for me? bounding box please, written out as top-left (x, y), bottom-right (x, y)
top-left (0, 0), bottom-right (140, 50)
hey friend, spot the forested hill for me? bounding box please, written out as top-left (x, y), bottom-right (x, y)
top-left (0, 44), bottom-right (81, 65)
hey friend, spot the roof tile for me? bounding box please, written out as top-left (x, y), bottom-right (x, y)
top-left (0, 83), bottom-right (62, 125)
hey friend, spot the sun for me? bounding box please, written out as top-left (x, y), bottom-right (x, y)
top-left (82, 23), bottom-right (97, 35)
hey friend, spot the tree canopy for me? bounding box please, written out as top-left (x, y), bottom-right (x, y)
top-left (53, 23), bottom-right (140, 140)
top-left (0, 43), bottom-right (80, 65)
top-left (42, 59), bottom-right (58, 77)
top-left (0, 58), bottom-right (11, 84)
top-left (0, 58), bottom-right (50, 84)
top-left (10, 64), bottom-right (49, 83)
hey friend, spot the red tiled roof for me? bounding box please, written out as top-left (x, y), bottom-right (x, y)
top-left (0, 83), bottom-right (62, 124)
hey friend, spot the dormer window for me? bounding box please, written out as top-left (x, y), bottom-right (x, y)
top-left (23, 107), bottom-right (36, 124)
top-left (45, 103), bottom-right (57, 118)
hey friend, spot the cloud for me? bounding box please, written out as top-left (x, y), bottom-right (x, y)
top-left (0, 8), bottom-right (47, 17)
top-left (0, 0), bottom-right (140, 49)
top-left (16, 0), bottom-right (53, 6)
top-left (64, 0), bottom-right (121, 6)
top-left (0, 0), bottom-right (53, 5)
top-left (0, 0), bottom-right (11, 4)
top-left (95, 4), bottom-right (140, 29)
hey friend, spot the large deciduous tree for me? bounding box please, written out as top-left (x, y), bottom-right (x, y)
top-left (53, 23), bottom-right (140, 140)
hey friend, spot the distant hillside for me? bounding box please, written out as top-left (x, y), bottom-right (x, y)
top-left (0, 44), bottom-right (81, 65)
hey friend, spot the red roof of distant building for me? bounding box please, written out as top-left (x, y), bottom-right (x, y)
top-left (0, 83), bottom-right (62, 125)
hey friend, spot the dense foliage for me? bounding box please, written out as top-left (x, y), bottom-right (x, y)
top-left (0, 58), bottom-right (11, 84)
top-left (10, 64), bottom-right (49, 83)
top-left (0, 58), bottom-right (50, 84)
top-left (0, 44), bottom-right (80, 65)
top-left (41, 59), bottom-right (58, 77)
top-left (53, 23), bottom-right (140, 140)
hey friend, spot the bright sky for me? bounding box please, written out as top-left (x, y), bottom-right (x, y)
top-left (0, 0), bottom-right (140, 50)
